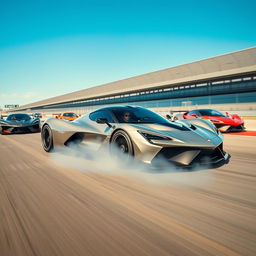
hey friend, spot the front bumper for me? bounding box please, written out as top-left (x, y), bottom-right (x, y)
top-left (150, 143), bottom-right (230, 168)
top-left (1, 125), bottom-right (40, 134)
top-left (215, 123), bottom-right (245, 133)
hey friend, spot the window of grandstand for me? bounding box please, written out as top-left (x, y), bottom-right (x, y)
top-left (232, 78), bottom-right (242, 82)
top-left (212, 81), bottom-right (223, 85)
top-left (197, 83), bottom-right (208, 86)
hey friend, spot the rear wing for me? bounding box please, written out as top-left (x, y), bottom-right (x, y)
top-left (169, 110), bottom-right (189, 114)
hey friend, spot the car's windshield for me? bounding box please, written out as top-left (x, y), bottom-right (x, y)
top-left (112, 107), bottom-right (171, 124)
top-left (7, 114), bottom-right (31, 121)
top-left (64, 113), bottom-right (77, 117)
top-left (198, 109), bottom-right (226, 117)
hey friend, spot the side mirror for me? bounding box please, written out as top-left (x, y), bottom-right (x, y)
top-left (225, 112), bottom-right (229, 116)
top-left (96, 118), bottom-right (112, 127)
top-left (191, 114), bottom-right (197, 118)
top-left (96, 118), bottom-right (107, 124)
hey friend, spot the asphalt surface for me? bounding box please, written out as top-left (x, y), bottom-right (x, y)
top-left (0, 133), bottom-right (256, 256)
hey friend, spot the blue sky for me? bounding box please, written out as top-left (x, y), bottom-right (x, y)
top-left (0, 0), bottom-right (255, 108)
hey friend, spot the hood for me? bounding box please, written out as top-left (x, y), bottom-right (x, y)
top-left (129, 122), bottom-right (222, 148)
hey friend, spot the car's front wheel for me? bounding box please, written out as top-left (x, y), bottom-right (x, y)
top-left (41, 124), bottom-right (54, 152)
top-left (111, 130), bottom-right (134, 161)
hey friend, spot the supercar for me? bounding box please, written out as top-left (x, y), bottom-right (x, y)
top-left (56, 112), bottom-right (79, 121)
top-left (172, 109), bottom-right (245, 132)
top-left (0, 113), bottom-right (40, 134)
top-left (41, 106), bottom-right (230, 168)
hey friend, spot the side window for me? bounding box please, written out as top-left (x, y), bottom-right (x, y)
top-left (63, 113), bottom-right (68, 117)
top-left (195, 111), bottom-right (202, 116)
top-left (89, 110), bottom-right (114, 122)
top-left (189, 110), bottom-right (200, 116)
top-left (188, 110), bottom-right (195, 115)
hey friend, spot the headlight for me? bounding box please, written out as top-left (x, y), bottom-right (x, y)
top-left (210, 119), bottom-right (223, 123)
top-left (138, 131), bottom-right (172, 143)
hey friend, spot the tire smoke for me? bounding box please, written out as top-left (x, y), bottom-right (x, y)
top-left (49, 141), bottom-right (213, 186)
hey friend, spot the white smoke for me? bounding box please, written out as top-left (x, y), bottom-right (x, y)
top-left (50, 141), bottom-right (213, 186)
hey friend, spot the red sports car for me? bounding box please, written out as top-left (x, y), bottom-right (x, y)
top-left (180, 109), bottom-right (245, 132)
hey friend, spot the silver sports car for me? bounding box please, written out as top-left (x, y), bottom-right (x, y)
top-left (41, 106), bottom-right (230, 168)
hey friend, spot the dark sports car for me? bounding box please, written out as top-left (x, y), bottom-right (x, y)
top-left (0, 113), bottom-right (40, 134)
top-left (172, 109), bottom-right (245, 132)
top-left (41, 106), bottom-right (230, 168)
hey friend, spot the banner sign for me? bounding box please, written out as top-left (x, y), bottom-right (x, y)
top-left (4, 104), bottom-right (19, 108)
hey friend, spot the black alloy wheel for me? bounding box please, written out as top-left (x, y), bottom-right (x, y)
top-left (111, 130), bottom-right (134, 160)
top-left (42, 124), bottom-right (54, 152)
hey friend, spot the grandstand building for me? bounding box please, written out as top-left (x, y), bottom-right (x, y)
top-left (11, 47), bottom-right (256, 115)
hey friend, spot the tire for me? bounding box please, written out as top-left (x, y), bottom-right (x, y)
top-left (41, 124), bottom-right (54, 152)
top-left (111, 130), bottom-right (134, 161)
top-left (0, 127), bottom-right (7, 135)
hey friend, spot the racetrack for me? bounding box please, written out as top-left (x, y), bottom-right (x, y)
top-left (0, 133), bottom-right (256, 256)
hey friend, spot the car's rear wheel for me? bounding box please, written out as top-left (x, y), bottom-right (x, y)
top-left (0, 127), bottom-right (8, 135)
top-left (42, 124), bottom-right (54, 152)
top-left (111, 130), bottom-right (134, 161)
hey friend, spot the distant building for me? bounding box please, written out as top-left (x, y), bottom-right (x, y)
top-left (10, 47), bottom-right (256, 115)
